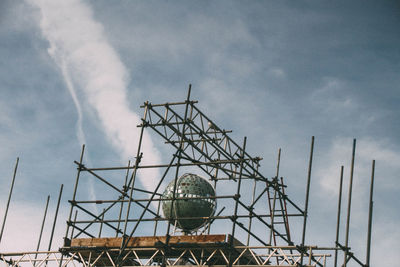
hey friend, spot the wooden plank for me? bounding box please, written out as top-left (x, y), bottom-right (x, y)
top-left (70, 234), bottom-right (228, 248)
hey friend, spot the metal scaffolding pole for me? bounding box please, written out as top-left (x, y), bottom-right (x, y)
top-left (69, 210), bottom-right (78, 240)
top-left (231, 136), bottom-right (246, 240)
top-left (300, 136), bottom-right (314, 266)
top-left (0, 157), bottom-right (19, 246)
top-left (116, 160), bottom-right (130, 237)
top-left (334, 166), bottom-right (344, 267)
top-left (343, 139), bottom-right (356, 267)
top-left (163, 85), bottom-right (192, 267)
top-left (268, 148), bottom-right (281, 246)
top-left (366, 160), bottom-right (375, 267)
top-left (121, 99), bottom-right (149, 243)
top-left (36, 195), bottom-right (50, 252)
top-left (246, 165), bottom-right (258, 246)
top-left (48, 184), bottom-right (63, 251)
top-left (229, 137), bottom-right (246, 267)
top-left (63, 145), bottom-right (85, 244)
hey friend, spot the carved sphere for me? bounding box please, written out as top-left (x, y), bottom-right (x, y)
top-left (162, 173), bottom-right (216, 232)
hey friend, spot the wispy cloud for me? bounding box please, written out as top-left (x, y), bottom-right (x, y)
top-left (26, 0), bottom-right (161, 193)
top-left (268, 68), bottom-right (286, 79)
top-left (0, 201), bottom-right (67, 252)
top-left (318, 137), bottom-right (400, 197)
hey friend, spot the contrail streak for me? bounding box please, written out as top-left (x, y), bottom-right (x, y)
top-left (60, 57), bottom-right (86, 146)
top-left (59, 57), bottom-right (97, 205)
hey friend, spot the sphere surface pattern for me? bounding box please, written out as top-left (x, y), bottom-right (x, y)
top-left (162, 173), bottom-right (216, 232)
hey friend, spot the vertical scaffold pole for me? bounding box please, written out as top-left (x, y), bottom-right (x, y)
top-left (122, 97), bottom-right (152, 240)
top-left (116, 160), bottom-right (130, 237)
top-left (300, 136), bottom-right (314, 265)
top-left (64, 144), bottom-right (85, 244)
top-left (163, 84), bottom-right (191, 266)
top-left (366, 160), bottom-right (375, 267)
top-left (231, 137), bottom-right (247, 238)
top-left (122, 153), bottom-right (143, 239)
top-left (48, 184), bottom-right (63, 251)
top-left (334, 166), bottom-right (344, 267)
top-left (269, 148), bottom-right (281, 246)
top-left (246, 159), bottom-right (259, 246)
top-left (343, 139), bottom-right (356, 267)
top-left (36, 195), bottom-right (50, 252)
top-left (70, 210), bottom-right (78, 240)
top-left (0, 157), bottom-right (19, 246)
top-left (118, 101), bottom-right (149, 267)
top-left (165, 85), bottom-right (191, 236)
top-left (34, 195), bottom-right (50, 266)
top-left (98, 209), bottom-right (105, 238)
top-left (208, 147), bottom-right (221, 235)
top-left (153, 200), bottom-right (161, 236)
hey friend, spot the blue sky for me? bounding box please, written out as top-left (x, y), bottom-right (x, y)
top-left (0, 0), bottom-right (399, 266)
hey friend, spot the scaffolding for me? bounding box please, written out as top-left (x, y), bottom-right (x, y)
top-left (0, 85), bottom-right (376, 267)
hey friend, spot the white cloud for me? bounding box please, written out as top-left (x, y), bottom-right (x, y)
top-left (125, 14), bottom-right (259, 63)
top-left (318, 137), bottom-right (400, 196)
top-left (0, 202), bottom-right (67, 252)
top-left (26, 0), bottom-right (162, 194)
top-left (311, 77), bottom-right (355, 114)
top-left (370, 220), bottom-right (400, 266)
top-left (269, 67), bottom-right (286, 78)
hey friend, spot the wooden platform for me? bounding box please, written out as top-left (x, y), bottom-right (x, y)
top-left (62, 234), bottom-right (255, 266)
top-left (69, 234), bottom-right (236, 248)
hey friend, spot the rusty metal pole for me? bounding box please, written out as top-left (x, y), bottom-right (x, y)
top-left (300, 136), bottom-right (314, 265)
top-left (366, 160), bottom-right (375, 267)
top-left (343, 139), bottom-right (356, 267)
top-left (334, 166), bottom-right (344, 267)
top-left (0, 157), bottom-right (19, 246)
